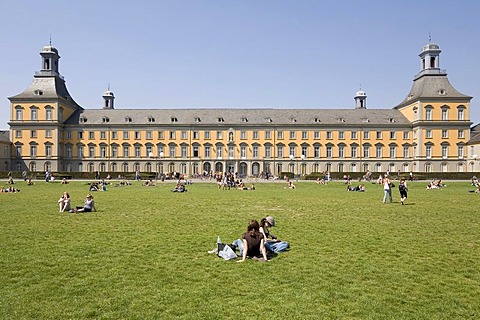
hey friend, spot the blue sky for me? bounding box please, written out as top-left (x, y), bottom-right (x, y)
top-left (1, 0), bottom-right (480, 129)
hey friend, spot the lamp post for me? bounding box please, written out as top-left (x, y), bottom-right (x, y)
top-left (159, 151), bottom-right (165, 179)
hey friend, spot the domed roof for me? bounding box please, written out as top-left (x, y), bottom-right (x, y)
top-left (422, 43), bottom-right (440, 52)
top-left (103, 90), bottom-right (114, 97)
top-left (355, 90), bottom-right (366, 97)
top-left (42, 45), bottom-right (58, 54)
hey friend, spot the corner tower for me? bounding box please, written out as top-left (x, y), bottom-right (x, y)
top-left (8, 43), bottom-right (83, 173)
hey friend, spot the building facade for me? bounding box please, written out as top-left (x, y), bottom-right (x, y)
top-left (6, 42), bottom-right (480, 176)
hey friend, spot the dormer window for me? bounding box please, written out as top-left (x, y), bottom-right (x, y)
top-left (337, 118), bottom-right (345, 123)
top-left (388, 118), bottom-right (395, 123)
top-left (194, 117), bottom-right (201, 123)
top-left (125, 117), bottom-right (132, 123)
top-left (362, 118), bottom-right (370, 123)
top-left (218, 117), bottom-right (225, 123)
top-left (80, 117), bottom-right (87, 123)
top-left (171, 117), bottom-right (178, 123)
top-left (34, 89), bottom-right (43, 96)
top-left (438, 89), bottom-right (446, 95)
top-left (102, 116), bottom-right (109, 123)
top-left (241, 116), bottom-right (248, 123)
top-left (290, 117), bottom-right (297, 123)
top-left (264, 117), bottom-right (272, 123)
top-left (314, 118), bottom-right (321, 123)
top-left (148, 116), bottom-right (155, 123)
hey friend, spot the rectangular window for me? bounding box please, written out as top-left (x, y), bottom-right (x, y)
top-left (66, 131), bottom-right (72, 139)
top-left (425, 108), bottom-right (432, 120)
top-left (135, 146), bottom-right (141, 157)
top-left (89, 146), bottom-right (95, 157)
top-left (134, 131), bottom-right (141, 140)
top-left (314, 146), bottom-right (320, 158)
top-left (253, 146), bottom-right (259, 158)
top-left (376, 131), bottom-right (382, 139)
top-left (66, 146), bottom-right (72, 158)
top-left (426, 130), bottom-right (432, 139)
top-left (169, 131), bottom-right (176, 139)
top-left (277, 145), bottom-right (283, 158)
top-left (289, 146), bottom-right (296, 157)
top-left (112, 146), bottom-right (118, 158)
top-left (458, 109), bottom-right (464, 120)
top-left (403, 146), bottom-right (409, 158)
top-left (326, 146), bottom-right (332, 158)
top-left (146, 131), bottom-right (152, 140)
top-left (403, 131), bottom-right (409, 140)
top-left (193, 146), bottom-right (199, 157)
top-left (389, 146), bottom-right (396, 158)
top-left (16, 109), bottom-right (22, 120)
top-left (78, 131), bottom-right (83, 139)
top-left (458, 146), bottom-right (464, 158)
top-left (240, 131), bottom-right (247, 140)
top-left (89, 131), bottom-right (95, 140)
top-left (181, 146), bottom-right (188, 158)
top-left (426, 145), bottom-right (432, 159)
top-left (301, 146), bottom-right (307, 157)
top-left (240, 146), bottom-right (247, 158)
top-left (301, 131), bottom-right (308, 139)
top-left (351, 131), bottom-right (357, 139)
top-left (78, 146), bottom-right (84, 158)
top-left (458, 130), bottom-right (464, 139)
top-left (390, 131), bottom-right (396, 139)
top-left (326, 131), bottom-right (332, 139)
top-left (123, 146), bottom-right (129, 158)
top-left (31, 109), bottom-right (37, 121)
top-left (363, 146), bottom-right (370, 158)
top-left (363, 131), bottom-right (370, 139)
top-left (30, 145), bottom-right (37, 157)
top-left (277, 131), bottom-right (284, 139)
top-left (376, 146), bottom-right (382, 158)
top-left (442, 130), bottom-right (448, 139)
top-left (216, 146), bottom-right (223, 158)
top-left (100, 146), bottom-right (107, 157)
top-left (158, 131), bottom-right (164, 139)
top-left (204, 146), bottom-right (211, 158)
top-left (338, 146), bottom-right (344, 158)
top-left (351, 146), bottom-right (357, 158)
top-left (31, 130), bottom-right (37, 138)
top-left (442, 146), bottom-right (448, 159)
top-left (265, 130), bottom-right (271, 139)
top-left (228, 146), bottom-right (234, 158)
top-left (339, 131), bottom-right (344, 140)
top-left (15, 130), bottom-right (22, 138)
top-left (45, 145), bottom-right (52, 157)
top-left (253, 131), bottom-right (259, 140)
top-left (111, 131), bottom-right (117, 140)
top-left (442, 109), bottom-right (448, 120)
top-left (289, 131), bottom-right (296, 139)
top-left (45, 129), bottom-right (52, 138)
top-left (100, 131), bottom-right (106, 140)
top-left (216, 131), bottom-right (223, 140)
top-left (181, 131), bottom-right (188, 139)
top-left (265, 146), bottom-right (271, 158)
top-left (314, 131), bottom-right (320, 139)
top-left (192, 131), bottom-right (199, 139)
top-left (204, 131), bottom-right (210, 139)
top-left (46, 109), bottom-right (52, 120)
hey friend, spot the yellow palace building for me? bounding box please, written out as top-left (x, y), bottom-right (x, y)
top-left (6, 42), bottom-right (480, 177)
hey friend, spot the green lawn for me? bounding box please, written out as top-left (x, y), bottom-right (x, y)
top-left (0, 179), bottom-right (479, 319)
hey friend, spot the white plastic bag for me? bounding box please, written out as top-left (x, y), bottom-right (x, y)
top-left (218, 244), bottom-right (237, 260)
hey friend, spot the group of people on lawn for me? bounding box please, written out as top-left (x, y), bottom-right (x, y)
top-left (58, 192), bottom-right (95, 213)
top-left (223, 216), bottom-right (289, 262)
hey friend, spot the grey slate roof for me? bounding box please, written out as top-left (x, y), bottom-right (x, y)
top-left (468, 124), bottom-right (480, 145)
top-left (64, 108), bottom-right (411, 127)
top-left (0, 131), bottom-right (10, 143)
top-left (395, 74), bottom-right (472, 109)
top-left (8, 75), bottom-right (82, 108)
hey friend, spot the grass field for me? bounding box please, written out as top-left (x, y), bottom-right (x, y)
top-left (0, 178), bottom-right (479, 319)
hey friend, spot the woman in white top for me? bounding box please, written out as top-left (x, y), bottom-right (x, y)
top-left (382, 177), bottom-right (393, 204)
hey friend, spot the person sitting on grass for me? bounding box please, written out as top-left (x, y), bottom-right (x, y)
top-left (58, 191), bottom-right (71, 212)
top-left (172, 183), bottom-right (187, 192)
top-left (234, 220), bottom-right (269, 263)
top-left (288, 181), bottom-right (296, 189)
top-left (259, 216), bottom-right (289, 253)
top-left (27, 178), bottom-right (34, 186)
top-left (72, 194), bottom-right (95, 213)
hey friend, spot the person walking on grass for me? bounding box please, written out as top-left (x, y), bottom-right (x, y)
top-left (399, 178), bottom-right (408, 205)
top-left (383, 176), bottom-right (393, 204)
